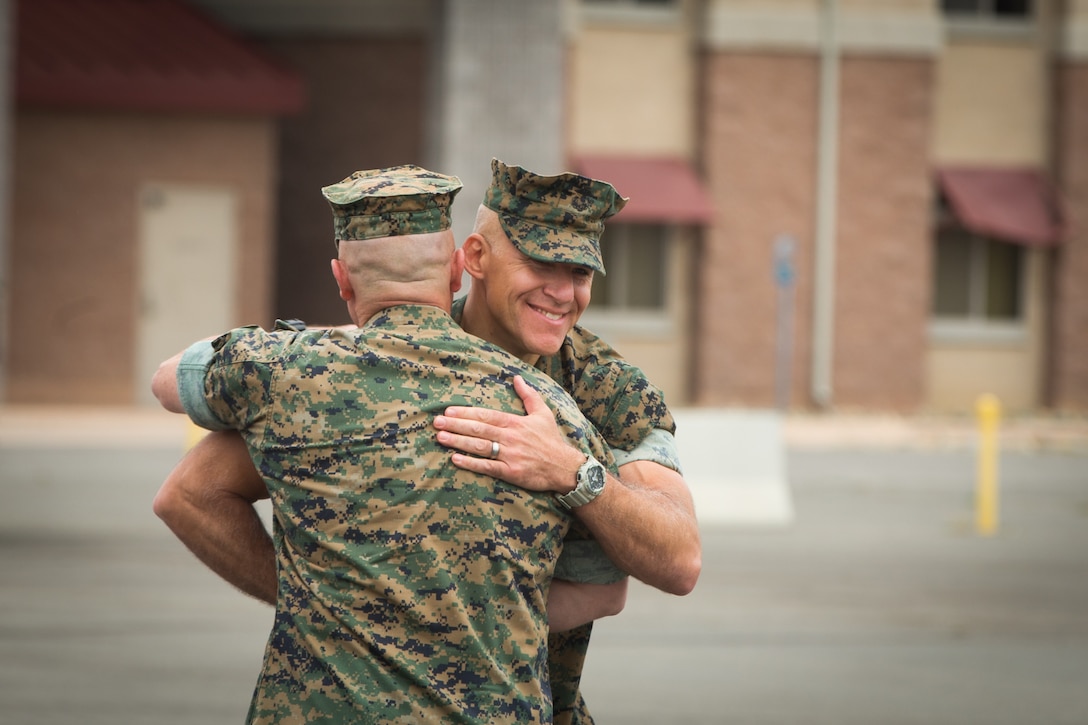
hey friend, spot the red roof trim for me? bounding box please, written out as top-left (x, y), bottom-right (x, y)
top-left (936, 166), bottom-right (1065, 247)
top-left (574, 155), bottom-right (715, 225)
top-left (15, 0), bottom-right (305, 115)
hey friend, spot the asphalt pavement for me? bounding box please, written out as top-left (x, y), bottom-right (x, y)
top-left (1, 406), bottom-right (1086, 724)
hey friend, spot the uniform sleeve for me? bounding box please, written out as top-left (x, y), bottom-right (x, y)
top-left (611, 428), bottom-right (683, 474)
top-left (196, 327), bottom-right (280, 432)
top-left (536, 325), bottom-right (676, 452)
top-left (553, 538), bottom-right (626, 584)
top-left (177, 340), bottom-right (232, 431)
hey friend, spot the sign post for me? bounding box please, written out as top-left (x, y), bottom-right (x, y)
top-left (774, 235), bottom-right (797, 411)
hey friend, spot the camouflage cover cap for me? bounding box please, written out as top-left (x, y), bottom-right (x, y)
top-left (322, 164), bottom-right (462, 244)
top-left (482, 158), bottom-right (627, 275)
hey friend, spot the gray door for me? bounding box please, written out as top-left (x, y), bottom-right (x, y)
top-left (136, 183), bottom-right (237, 405)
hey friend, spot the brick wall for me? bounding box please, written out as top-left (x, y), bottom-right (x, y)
top-left (8, 112), bottom-right (275, 404)
top-left (697, 52), bottom-right (818, 407)
top-left (697, 51), bottom-right (933, 411)
top-left (1051, 62), bottom-right (1088, 411)
top-left (833, 56), bottom-right (933, 411)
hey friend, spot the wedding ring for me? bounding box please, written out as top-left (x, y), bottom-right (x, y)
top-left (489, 441), bottom-right (501, 459)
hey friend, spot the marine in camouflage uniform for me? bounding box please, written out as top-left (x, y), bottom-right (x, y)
top-left (537, 324), bottom-right (682, 725)
top-left (170, 166), bottom-right (635, 723)
top-left (447, 297), bottom-right (681, 725)
top-left (454, 160), bottom-right (685, 725)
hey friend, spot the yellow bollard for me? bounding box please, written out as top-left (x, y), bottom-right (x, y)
top-left (185, 420), bottom-right (209, 451)
top-left (975, 394), bottom-right (1001, 536)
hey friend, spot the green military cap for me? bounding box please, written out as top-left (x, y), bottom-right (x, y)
top-left (322, 164), bottom-right (462, 244)
top-left (482, 158), bottom-right (627, 275)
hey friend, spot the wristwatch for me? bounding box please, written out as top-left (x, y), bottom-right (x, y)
top-left (556, 455), bottom-right (607, 510)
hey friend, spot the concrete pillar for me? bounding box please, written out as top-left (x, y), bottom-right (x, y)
top-left (428, 0), bottom-right (566, 245)
top-left (0, 0), bottom-right (11, 401)
top-left (1051, 5), bottom-right (1088, 409)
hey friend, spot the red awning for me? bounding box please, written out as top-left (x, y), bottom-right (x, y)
top-left (574, 155), bottom-right (715, 224)
top-left (936, 166), bottom-right (1064, 246)
top-left (15, 0), bottom-right (305, 115)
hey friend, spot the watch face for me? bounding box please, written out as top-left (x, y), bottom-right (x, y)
top-left (586, 464), bottom-right (606, 493)
top-left (560, 459), bottom-right (607, 509)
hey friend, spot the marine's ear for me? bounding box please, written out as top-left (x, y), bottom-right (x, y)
top-left (330, 258), bottom-right (354, 302)
top-left (448, 246), bottom-right (465, 293)
top-left (461, 233), bottom-right (488, 282)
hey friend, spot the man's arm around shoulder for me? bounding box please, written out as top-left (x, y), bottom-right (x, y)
top-left (435, 376), bottom-right (701, 595)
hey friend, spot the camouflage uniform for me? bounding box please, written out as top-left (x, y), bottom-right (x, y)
top-left (541, 325), bottom-right (682, 725)
top-left (451, 298), bottom-right (681, 725)
top-left (173, 165), bottom-right (637, 723)
top-left (463, 159), bottom-right (684, 725)
top-left (177, 307), bottom-right (620, 724)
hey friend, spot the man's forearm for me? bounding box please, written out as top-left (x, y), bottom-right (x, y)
top-left (523, 440), bottom-right (702, 595)
top-left (157, 485), bottom-right (276, 603)
top-left (153, 431), bottom-right (277, 604)
top-left (571, 460), bottom-right (701, 596)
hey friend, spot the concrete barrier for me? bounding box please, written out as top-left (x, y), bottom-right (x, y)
top-left (672, 408), bottom-right (794, 527)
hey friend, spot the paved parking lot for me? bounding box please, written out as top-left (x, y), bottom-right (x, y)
top-left (1, 408), bottom-right (1086, 724)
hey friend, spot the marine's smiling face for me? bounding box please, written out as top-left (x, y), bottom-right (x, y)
top-left (480, 237), bottom-right (593, 363)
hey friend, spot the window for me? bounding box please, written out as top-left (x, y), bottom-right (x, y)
top-left (579, 0), bottom-right (680, 25)
top-left (591, 224), bottom-right (667, 312)
top-left (583, 0), bottom-right (675, 6)
top-left (932, 227), bottom-right (1023, 322)
top-left (941, 0), bottom-right (1032, 18)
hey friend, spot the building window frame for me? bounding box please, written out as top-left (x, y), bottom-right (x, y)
top-left (578, 0), bottom-right (682, 28)
top-left (581, 222), bottom-right (672, 336)
top-left (929, 226), bottom-right (1028, 345)
top-left (940, 0), bottom-right (1035, 38)
top-left (940, 0), bottom-right (1033, 19)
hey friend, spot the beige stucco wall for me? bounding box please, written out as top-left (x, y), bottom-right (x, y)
top-left (580, 230), bottom-right (697, 407)
top-left (7, 111), bottom-right (276, 404)
top-left (567, 7), bottom-right (700, 405)
top-left (926, 345), bottom-right (1041, 414)
top-left (568, 14), bottom-right (695, 156)
top-left (926, 20), bottom-right (1055, 412)
top-left (932, 41), bottom-right (1050, 165)
top-left (703, 0), bottom-right (941, 56)
top-left (925, 250), bottom-right (1049, 414)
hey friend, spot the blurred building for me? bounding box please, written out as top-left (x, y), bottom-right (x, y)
top-left (2, 0), bottom-right (1085, 415)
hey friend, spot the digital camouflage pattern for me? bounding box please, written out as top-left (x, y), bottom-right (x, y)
top-left (322, 164), bottom-right (461, 244)
top-left (547, 625), bottom-right (596, 725)
top-left (450, 296), bottom-right (675, 453)
top-left (482, 158), bottom-right (627, 275)
top-left (536, 325), bottom-right (677, 449)
top-left (183, 306), bottom-right (618, 724)
top-left (536, 322), bottom-right (678, 725)
top-left (451, 296), bottom-right (678, 725)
